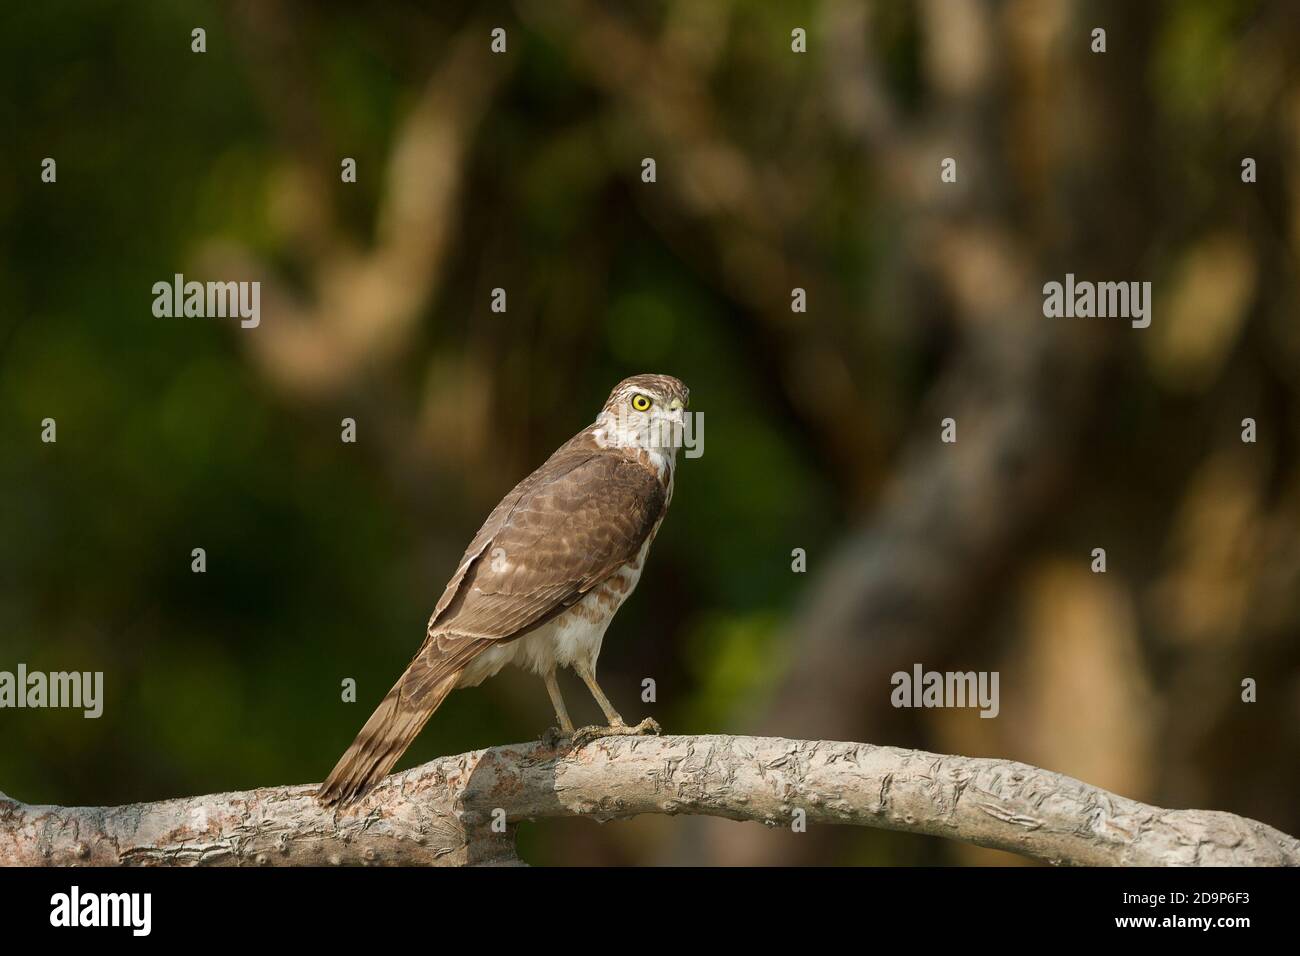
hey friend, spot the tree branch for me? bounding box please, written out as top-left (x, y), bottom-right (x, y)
top-left (2, 735), bottom-right (1295, 867)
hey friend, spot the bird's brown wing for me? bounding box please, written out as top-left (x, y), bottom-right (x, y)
top-left (433, 444), bottom-right (667, 635)
top-left (318, 441), bottom-right (667, 805)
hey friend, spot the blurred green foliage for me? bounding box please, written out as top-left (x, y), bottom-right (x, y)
top-left (0, 1), bottom-right (837, 819)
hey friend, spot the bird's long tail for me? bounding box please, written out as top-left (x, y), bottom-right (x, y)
top-left (317, 645), bottom-right (463, 807)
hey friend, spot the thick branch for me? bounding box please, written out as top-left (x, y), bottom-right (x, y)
top-left (2, 735), bottom-right (1294, 867)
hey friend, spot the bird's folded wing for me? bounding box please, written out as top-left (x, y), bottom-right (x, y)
top-left (424, 447), bottom-right (667, 649)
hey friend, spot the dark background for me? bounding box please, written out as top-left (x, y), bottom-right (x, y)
top-left (2, 0), bottom-right (1298, 865)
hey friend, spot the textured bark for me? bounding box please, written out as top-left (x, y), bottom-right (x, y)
top-left (1, 735), bottom-right (1295, 867)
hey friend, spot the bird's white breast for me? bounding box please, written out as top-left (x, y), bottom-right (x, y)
top-left (454, 537), bottom-right (654, 688)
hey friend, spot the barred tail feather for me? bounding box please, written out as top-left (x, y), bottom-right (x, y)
top-left (317, 664), bottom-right (459, 806)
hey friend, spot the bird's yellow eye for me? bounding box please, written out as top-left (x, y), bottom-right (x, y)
top-left (631, 394), bottom-right (652, 412)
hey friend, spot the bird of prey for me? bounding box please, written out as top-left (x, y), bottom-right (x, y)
top-left (319, 373), bottom-right (689, 805)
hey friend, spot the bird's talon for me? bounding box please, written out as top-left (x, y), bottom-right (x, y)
top-left (570, 725), bottom-right (604, 747)
top-left (541, 726), bottom-right (572, 748)
top-left (570, 718), bottom-right (662, 747)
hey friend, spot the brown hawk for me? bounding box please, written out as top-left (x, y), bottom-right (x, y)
top-left (318, 373), bottom-right (690, 805)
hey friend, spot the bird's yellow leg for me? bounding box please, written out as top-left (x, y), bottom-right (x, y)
top-left (571, 661), bottom-right (661, 746)
top-left (574, 660), bottom-right (625, 726)
top-left (543, 667), bottom-right (575, 736)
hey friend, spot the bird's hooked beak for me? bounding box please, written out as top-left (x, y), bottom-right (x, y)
top-left (667, 397), bottom-right (686, 427)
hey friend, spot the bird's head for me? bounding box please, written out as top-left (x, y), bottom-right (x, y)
top-left (596, 374), bottom-right (690, 452)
